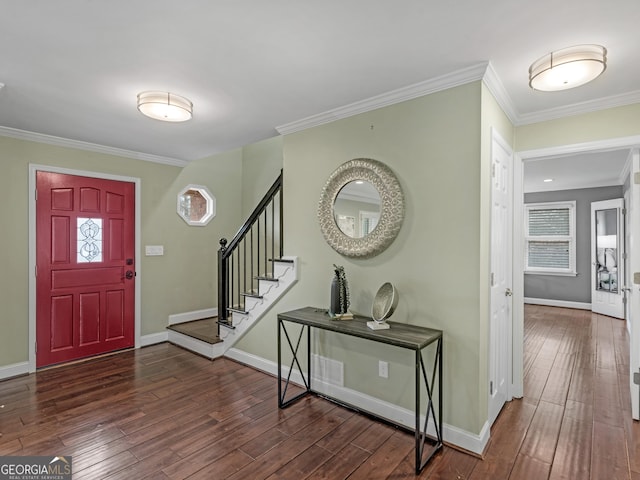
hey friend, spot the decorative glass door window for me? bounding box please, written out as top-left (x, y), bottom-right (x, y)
top-left (77, 217), bottom-right (103, 263)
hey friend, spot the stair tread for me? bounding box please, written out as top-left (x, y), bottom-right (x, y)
top-left (256, 275), bottom-right (279, 282)
top-left (167, 318), bottom-right (222, 344)
top-left (241, 292), bottom-right (263, 298)
top-left (269, 258), bottom-right (294, 264)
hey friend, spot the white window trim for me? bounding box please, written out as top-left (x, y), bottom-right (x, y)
top-left (524, 201), bottom-right (577, 275)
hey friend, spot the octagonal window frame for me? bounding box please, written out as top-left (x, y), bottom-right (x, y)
top-left (177, 184), bottom-right (216, 226)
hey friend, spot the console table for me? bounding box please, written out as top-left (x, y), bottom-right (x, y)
top-left (277, 306), bottom-right (443, 474)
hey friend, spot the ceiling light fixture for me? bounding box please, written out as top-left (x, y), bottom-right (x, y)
top-left (137, 91), bottom-right (193, 122)
top-left (529, 44), bottom-right (607, 91)
top-left (543, 178), bottom-right (554, 183)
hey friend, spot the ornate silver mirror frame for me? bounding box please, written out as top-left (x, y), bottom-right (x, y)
top-left (318, 158), bottom-right (404, 258)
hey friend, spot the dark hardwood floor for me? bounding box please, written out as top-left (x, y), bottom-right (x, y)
top-left (0, 305), bottom-right (638, 479)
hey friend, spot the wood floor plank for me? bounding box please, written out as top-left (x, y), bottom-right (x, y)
top-left (567, 367), bottom-right (594, 404)
top-left (350, 421), bottom-right (396, 453)
top-left (0, 306), bottom-right (634, 480)
top-left (266, 444), bottom-right (334, 480)
top-left (519, 400), bottom-right (564, 463)
top-left (415, 447), bottom-right (478, 479)
top-left (224, 407), bottom-right (353, 480)
top-left (591, 420), bottom-right (631, 480)
top-left (548, 416), bottom-right (592, 480)
top-left (345, 430), bottom-right (414, 480)
top-left (314, 412), bottom-right (370, 453)
top-left (509, 453), bottom-right (551, 480)
top-left (185, 449), bottom-right (254, 480)
top-left (305, 444), bottom-right (370, 480)
top-left (238, 427), bottom-right (291, 459)
top-left (540, 366), bottom-right (571, 406)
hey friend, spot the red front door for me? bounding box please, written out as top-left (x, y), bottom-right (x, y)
top-left (36, 172), bottom-right (135, 367)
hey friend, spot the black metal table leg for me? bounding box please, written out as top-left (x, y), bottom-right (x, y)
top-left (278, 319), bottom-right (311, 408)
top-left (415, 338), bottom-right (444, 473)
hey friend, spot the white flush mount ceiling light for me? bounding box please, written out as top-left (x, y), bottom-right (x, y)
top-left (529, 44), bottom-right (607, 91)
top-left (137, 91), bottom-right (193, 122)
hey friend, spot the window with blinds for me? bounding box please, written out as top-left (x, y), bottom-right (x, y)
top-left (524, 201), bottom-right (576, 274)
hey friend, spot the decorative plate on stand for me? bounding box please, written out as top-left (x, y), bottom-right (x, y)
top-left (367, 282), bottom-right (398, 330)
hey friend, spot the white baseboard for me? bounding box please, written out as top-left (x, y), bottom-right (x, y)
top-left (0, 361), bottom-right (29, 381)
top-left (140, 331), bottom-right (169, 347)
top-left (168, 307), bottom-right (217, 326)
top-left (524, 297), bottom-right (591, 310)
top-left (224, 347), bottom-right (488, 455)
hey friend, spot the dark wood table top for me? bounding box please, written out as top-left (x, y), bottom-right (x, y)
top-left (278, 306), bottom-right (442, 350)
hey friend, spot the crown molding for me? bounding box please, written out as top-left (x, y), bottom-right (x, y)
top-left (516, 90), bottom-right (640, 126)
top-left (517, 135), bottom-right (640, 160)
top-left (276, 63), bottom-right (489, 135)
top-left (482, 63), bottom-right (518, 124)
top-left (0, 125), bottom-right (188, 167)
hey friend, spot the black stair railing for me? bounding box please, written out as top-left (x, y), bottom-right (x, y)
top-left (217, 171), bottom-right (283, 333)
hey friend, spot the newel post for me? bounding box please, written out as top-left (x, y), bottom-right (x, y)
top-left (218, 238), bottom-right (228, 329)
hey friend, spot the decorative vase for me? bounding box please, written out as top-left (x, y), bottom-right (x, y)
top-left (329, 264), bottom-right (349, 315)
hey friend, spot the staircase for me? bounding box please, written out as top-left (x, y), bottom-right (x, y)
top-left (168, 171), bottom-right (297, 359)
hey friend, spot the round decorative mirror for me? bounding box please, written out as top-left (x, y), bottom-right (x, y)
top-left (318, 158), bottom-right (404, 258)
top-left (334, 181), bottom-right (381, 238)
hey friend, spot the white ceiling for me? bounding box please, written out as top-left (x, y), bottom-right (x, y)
top-left (0, 1), bottom-right (639, 167)
top-left (524, 149), bottom-right (630, 193)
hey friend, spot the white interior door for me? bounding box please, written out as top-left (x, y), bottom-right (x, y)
top-left (489, 129), bottom-right (513, 425)
top-left (628, 149), bottom-right (640, 420)
top-left (591, 199), bottom-right (625, 319)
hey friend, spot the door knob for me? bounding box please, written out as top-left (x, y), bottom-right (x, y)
top-left (505, 288), bottom-right (513, 297)
top-left (125, 270), bottom-right (135, 280)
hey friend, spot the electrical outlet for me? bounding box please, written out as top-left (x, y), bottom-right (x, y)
top-left (378, 360), bottom-right (389, 379)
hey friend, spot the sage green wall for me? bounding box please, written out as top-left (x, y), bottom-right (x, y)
top-left (0, 136), bottom-right (242, 366)
top-left (241, 136), bottom-right (283, 218)
top-left (146, 149), bottom-right (243, 323)
top-left (515, 103), bottom-right (640, 151)
top-left (235, 82), bottom-right (490, 435)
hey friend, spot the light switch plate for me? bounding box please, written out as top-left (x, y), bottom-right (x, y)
top-left (145, 245), bottom-right (164, 256)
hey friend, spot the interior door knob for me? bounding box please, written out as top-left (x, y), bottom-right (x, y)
top-left (505, 288), bottom-right (513, 297)
top-left (125, 270), bottom-right (135, 280)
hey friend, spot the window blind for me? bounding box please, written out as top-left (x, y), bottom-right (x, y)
top-left (528, 240), bottom-right (570, 269)
top-left (528, 208), bottom-right (570, 236)
top-left (525, 203), bottom-right (575, 273)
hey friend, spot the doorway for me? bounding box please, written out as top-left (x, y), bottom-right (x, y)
top-left (513, 137), bottom-right (640, 412)
top-left (28, 165), bottom-right (142, 371)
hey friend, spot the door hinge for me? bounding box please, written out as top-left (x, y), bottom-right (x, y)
top-left (491, 164), bottom-right (496, 178)
top-left (34, 341), bottom-right (37, 354)
top-left (623, 252), bottom-right (628, 260)
top-left (490, 380), bottom-right (494, 395)
top-left (622, 208), bottom-right (627, 216)
top-left (490, 273), bottom-right (495, 287)
top-left (634, 370), bottom-right (640, 386)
